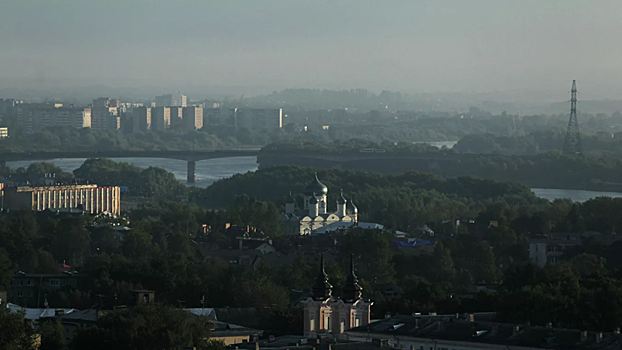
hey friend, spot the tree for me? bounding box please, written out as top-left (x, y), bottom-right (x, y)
top-left (0, 308), bottom-right (36, 350)
top-left (40, 320), bottom-right (66, 350)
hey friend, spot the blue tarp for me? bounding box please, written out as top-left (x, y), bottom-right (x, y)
top-left (394, 240), bottom-right (432, 247)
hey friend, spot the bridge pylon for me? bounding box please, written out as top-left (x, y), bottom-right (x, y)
top-left (187, 161), bottom-right (196, 184)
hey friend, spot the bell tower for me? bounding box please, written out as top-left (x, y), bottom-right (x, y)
top-left (302, 253), bottom-right (333, 336)
top-left (331, 255), bottom-right (372, 339)
top-left (302, 254), bottom-right (373, 338)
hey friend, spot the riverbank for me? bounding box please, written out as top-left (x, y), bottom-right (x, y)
top-left (8, 156), bottom-right (622, 203)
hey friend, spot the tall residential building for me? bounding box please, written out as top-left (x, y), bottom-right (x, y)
top-left (150, 107), bottom-right (171, 131)
top-left (132, 106), bottom-right (151, 133)
top-left (91, 105), bottom-right (120, 131)
top-left (181, 106), bottom-right (203, 130)
top-left (236, 108), bottom-right (283, 130)
top-left (169, 106), bottom-right (183, 129)
top-left (3, 184), bottom-right (121, 216)
top-left (0, 98), bottom-right (22, 116)
top-left (204, 108), bottom-right (237, 126)
top-left (155, 94), bottom-right (187, 107)
top-left (17, 105), bottom-right (91, 133)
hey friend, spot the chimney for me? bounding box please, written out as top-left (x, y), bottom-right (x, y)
top-left (597, 332), bottom-right (603, 343)
top-left (415, 318), bottom-right (420, 329)
top-left (513, 325), bottom-right (520, 336)
top-left (546, 322), bottom-right (552, 328)
top-left (468, 314), bottom-right (475, 322)
top-left (429, 312), bottom-right (437, 316)
top-left (581, 331), bottom-right (588, 342)
top-left (615, 327), bottom-right (620, 334)
top-left (411, 346), bottom-right (416, 350)
top-left (385, 312), bottom-right (391, 319)
top-left (55, 309), bottom-right (64, 316)
top-left (255, 342), bottom-right (259, 350)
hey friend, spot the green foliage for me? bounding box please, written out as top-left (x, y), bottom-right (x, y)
top-left (73, 158), bottom-right (185, 198)
top-left (40, 320), bottom-right (67, 350)
top-left (0, 308), bottom-right (36, 350)
top-left (70, 305), bottom-right (210, 350)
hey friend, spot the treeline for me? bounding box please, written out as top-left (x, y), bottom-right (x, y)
top-left (455, 130), bottom-right (622, 157)
top-left (3, 159), bottom-right (185, 198)
top-left (258, 142), bottom-right (622, 192)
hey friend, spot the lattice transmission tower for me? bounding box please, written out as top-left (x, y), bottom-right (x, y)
top-left (563, 80), bottom-right (582, 155)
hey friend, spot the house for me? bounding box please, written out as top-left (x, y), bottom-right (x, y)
top-left (187, 307), bottom-right (263, 344)
top-left (50, 309), bottom-right (103, 344)
top-left (528, 232), bottom-right (622, 268)
top-left (346, 313), bottom-right (622, 350)
top-left (205, 320), bottom-right (262, 346)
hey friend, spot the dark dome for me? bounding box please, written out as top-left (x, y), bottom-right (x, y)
top-left (287, 191), bottom-right (296, 203)
top-left (337, 189), bottom-right (347, 205)
top-left (305, 173), bottom-right (328, 196)
top-left (347, 199), bottom-right (358, 213)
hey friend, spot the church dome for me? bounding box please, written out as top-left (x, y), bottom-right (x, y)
top-left (347, 199), bottom-right (358, 214)
top-left (287, 191), bottom-right (296, 203)
top-left (305, 173), bottom-right (328, 196)
top-left (337, 190), bottom-right (347, 205)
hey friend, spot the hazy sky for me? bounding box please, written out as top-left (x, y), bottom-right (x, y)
top-left (2, 0), bottom-right (622, 97)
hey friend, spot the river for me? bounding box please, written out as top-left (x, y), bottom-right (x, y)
top-left (7, 156), bottom-right (622, 202)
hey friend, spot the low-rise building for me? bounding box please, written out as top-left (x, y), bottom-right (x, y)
top-left (3, 184), bottom-right (121, 216)
top-left (9, 272), bottom-right (80, 308)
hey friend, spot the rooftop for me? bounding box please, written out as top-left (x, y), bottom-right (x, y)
top-left (347, 314), bottom-right (622, 350)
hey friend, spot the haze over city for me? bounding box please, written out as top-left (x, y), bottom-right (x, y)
top-left (3, 0), bottom-right (622, 100)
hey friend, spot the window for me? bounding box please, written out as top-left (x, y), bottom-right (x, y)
top-left (49, 279), bottom-right (60, 287)
top-left (27, 280), bottom-right (32, 286)
top-left (17, 280), bottom-right (23, 286)
top-left (17, 291), bottom-right (23, 297)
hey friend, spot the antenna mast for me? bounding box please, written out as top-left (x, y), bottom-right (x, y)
top-left (563, 80), bottom-right (582, 155)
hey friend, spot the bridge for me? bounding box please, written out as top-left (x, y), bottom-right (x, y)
top-left (0, 149), bottom-right (260, 183)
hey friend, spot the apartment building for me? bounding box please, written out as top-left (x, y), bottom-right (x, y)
top-left (181, 106), bottom-right (203, 130)
top-left (9, 272), bottom-right (80, 307)
top-left (155, 94), bottom-right (187, 107)
top-left (151, 106), bottom-right (171, 131)
top-left (236, 108), bottom-right (282, 130)
top-left (132, 106), bottom-right (151, 132)
top-left (3, 184), bottom-right (121, 216)
top-left (204, 108), bottom-right (237, 126)
top-left (17, 104), bottom-right (91, 133)
top-left (169, 106), bottom-right (183, 128)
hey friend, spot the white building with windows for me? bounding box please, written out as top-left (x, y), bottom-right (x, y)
top-left (528, 233), bottom-right (583, 267)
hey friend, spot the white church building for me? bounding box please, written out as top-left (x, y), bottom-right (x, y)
top-left (281, 173), bottom-right (358, 235)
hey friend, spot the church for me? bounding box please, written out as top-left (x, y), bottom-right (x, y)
top-left (301, 254), bottom-right (373, 338)
top-left (281, 173), bottom-right (358, 235)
